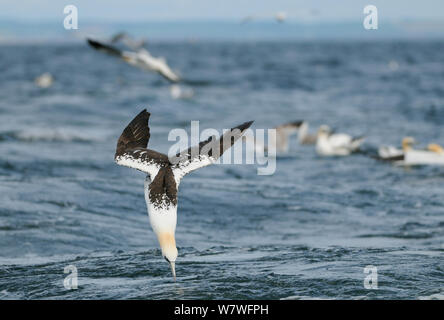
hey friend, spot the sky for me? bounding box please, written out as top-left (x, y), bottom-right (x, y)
top-left (1, 0), bottom-right (444, 22)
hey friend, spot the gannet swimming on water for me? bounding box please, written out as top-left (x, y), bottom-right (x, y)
top-left (115, 109), bottom-right (253, 281)
top-left (87, 38), bottom-right (180, 83)
top-left (316, 125), bottom-right (364, 156)
top-left (34, 73), bottom-right (54, 88)
top-left (378, 137), bottom-right (415, 161)
top-left (380, 138), bottom-right (444, 166)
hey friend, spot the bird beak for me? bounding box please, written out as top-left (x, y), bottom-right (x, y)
top-left (169, 261), bottom-right (176, 282)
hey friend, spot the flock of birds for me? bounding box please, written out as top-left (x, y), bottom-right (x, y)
top-left (249, 120), bottom-right (444, 165)
top-left (31, 31), bottom-right (444, 281)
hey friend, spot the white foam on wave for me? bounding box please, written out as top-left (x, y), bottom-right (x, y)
top-left (418, 293), bottom-right (444, 300)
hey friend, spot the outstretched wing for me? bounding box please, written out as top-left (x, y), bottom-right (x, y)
top-left (171, 121), bottom-right (254, 180)
top-left (115, 109), bottom-right (169, 178)
top-left (87, 38), bottom-right (124, 57)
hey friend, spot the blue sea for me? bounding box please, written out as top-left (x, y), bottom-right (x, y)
top-left (0, 39), bottom-right (443, 299)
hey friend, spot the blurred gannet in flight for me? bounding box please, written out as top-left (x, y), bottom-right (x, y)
top-left (115, 109), bottom-right (253, 281)
top-left (110, 32), bottom-right (146, 50)
top-left (316, 125), bottom-right (364, 156)
top-left (34, 73), bottom-right (54, 88)
top-left (87, 38), bottom-right (181, 83)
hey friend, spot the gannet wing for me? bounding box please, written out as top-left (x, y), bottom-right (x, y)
top-left (87, 38), bottom-right (124, 57)
top-left (171, 121), bottom-right (254, 180)
top-left (115, 109), bottom-right (169, 178)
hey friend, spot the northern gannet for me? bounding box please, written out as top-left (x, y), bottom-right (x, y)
top-left (110, 32), bottom-right (146, 50)
top-left (378, 137), bottom-right (414, 161)
top-left (380, 138), bottom-right (444, 166)
top-left (34, 73), bottom-right (54, 88)
top-left (316, 125), bottom-right (364, 156)
top-left (87, 38), bottom-right (180, 83)
top-left (115, 109), bottom-right (253, 281)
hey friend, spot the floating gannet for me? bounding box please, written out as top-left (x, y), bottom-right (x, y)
top-left (378, 137), bottom-right (414, 161)
top-left (87, 38), bottom-right (180, 83)
top-left (34, 73), bottom-right (54, 88)
top-left (115, 109), bottom-right (253, 281)
top-left (316, 125), bottom-right (364, 156)
top-left (404, 147), bottom-right (444, 166)
top-left (378, 138), bottom-right (444, 165)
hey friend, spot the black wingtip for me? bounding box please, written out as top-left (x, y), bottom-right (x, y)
top-left (130, 109), bottom-right (150, 124)
top-left (87, 38), bottom-right (100, 48)
top-left (238, 120), bottom-right (254, 131)
top-left (289, 120), bottom-right (304, 127)
top-left (137, 108), bottom-right (150, 117)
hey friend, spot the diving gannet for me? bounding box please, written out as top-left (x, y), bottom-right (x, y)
top-left (87, 38), bottom-right (180, 83)
top-left (316, 125), bottom-right (364, 156)
top-left (115, 109), bottom-right (253, 281)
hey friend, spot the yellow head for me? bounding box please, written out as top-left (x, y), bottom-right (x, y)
top-left (427, 143), bottom-right (444, 154)
top-left (157, 232), bottom-right (178, 281)
top-left (401, 137), bottom-right (415, 152)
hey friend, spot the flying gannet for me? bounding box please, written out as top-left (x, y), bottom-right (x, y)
top-left (110, 32), bottom-right (146, 50)
top-left (87, 38), bottom-right (180, 83)
top-left (115, 109), bottom-right (253, 281)
top-left (316, 125), bottom-right (364, 156)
